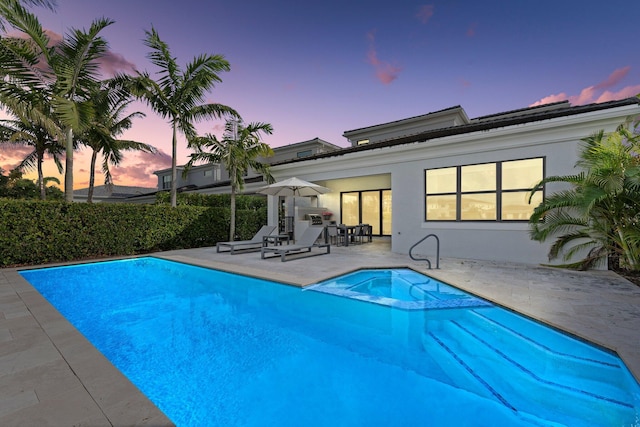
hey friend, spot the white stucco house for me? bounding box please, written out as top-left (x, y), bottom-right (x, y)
top-left (148, 97), bottom-right (640, 267)
top-left (261, 98), bottom-right (640, 266)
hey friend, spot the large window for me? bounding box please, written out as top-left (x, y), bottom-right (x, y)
top-left (425, 157), bottom-right (543, 221)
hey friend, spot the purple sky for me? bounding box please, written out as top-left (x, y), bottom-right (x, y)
top-left (2, 0), bottom-right (639, 188)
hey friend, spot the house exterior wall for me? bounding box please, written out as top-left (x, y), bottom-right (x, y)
top-left (271, 103), bottom-right (640, 266)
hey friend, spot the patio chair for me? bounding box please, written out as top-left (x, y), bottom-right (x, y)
top-left (352, 225), bottom-right (364, 244)
top-left (261, 226), bottom-right (330, 262)
top-left (216, 225), bottom-right (276, 254)
top-left (326, 224), bottom-right (344, 246)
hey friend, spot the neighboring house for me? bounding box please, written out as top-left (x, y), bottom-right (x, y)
top-left (261, 98), bottom-right (640, 267)
top-left (152, 137), bottom-right (341, 196)
top-left (73, 185), bottom-right (156, 203)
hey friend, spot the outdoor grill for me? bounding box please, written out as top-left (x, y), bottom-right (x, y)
top-left (308, 214), bottom-right (323, 225)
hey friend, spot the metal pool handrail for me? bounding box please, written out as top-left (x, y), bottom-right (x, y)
top-left (409, 233), bottom-right (440, 269)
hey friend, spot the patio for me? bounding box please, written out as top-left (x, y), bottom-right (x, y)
top-left (1, 238), bottom-right (639, 425)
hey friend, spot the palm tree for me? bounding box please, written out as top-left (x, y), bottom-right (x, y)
top-left (529, 124), bottom-right (640, 271)
top-left (0, 1), bottom-right (113, 202)
top-left (0, 118), bottom-right (64, 199)
top-left (128, 26), bottom-right (238, 207)
top-left (0, 0), bottom-right (55, 31)
top-left (77, 83), bottom-right (155, 203)
top-left (186, 119), bottom-right (274, 241)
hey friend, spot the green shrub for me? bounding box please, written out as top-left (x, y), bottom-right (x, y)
top-left (155, 191), bottom-right (267, 209)
top-left (0, 199), bottom-right (267, 267)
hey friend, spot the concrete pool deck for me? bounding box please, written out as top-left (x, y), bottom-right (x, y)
top-left (1, 238), bottom-right (639, 425)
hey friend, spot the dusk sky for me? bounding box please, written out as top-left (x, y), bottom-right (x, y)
top-left (1, 0), bottom-right (640, 189)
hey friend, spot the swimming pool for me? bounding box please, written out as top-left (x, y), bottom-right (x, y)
top-left (20, 257), bottom-right (640, 426)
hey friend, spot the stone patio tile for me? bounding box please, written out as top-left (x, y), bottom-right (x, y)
top-left (0, 389), bottom-right (39, 419)
top-left (0, 385), bottom-right (109, 427)
top-left (104, 393), bottom-right (176, 427)
top-left (0, 359), bottom-right (83, 403)
top-left (0, 339), bottom-right (61, 375)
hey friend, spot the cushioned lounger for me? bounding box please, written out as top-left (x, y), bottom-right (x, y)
top-left (216, 225), bottom-right (276, 254)
top-left (261, 226), bottom-right (329, 262)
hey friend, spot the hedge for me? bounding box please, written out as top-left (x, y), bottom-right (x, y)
top-left (0, 198), bottom-right (267, 267)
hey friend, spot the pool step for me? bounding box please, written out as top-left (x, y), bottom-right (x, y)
top-left (461, 310), bottom-right (629, 396)
top-left (422, 321), bottom-right (638, 425)
top-left (468, 308), bottom-right (621, 364)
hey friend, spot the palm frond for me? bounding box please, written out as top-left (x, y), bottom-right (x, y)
top-left (143, 27), bottom-right (179, 93)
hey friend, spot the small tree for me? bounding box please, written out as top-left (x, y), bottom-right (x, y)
top-left (129, 27), bottom-right (238, 207)
top-left (77, 83), bottom-right (154, 203)
top-left (186, 119), bottom-right (274, 241)
top-left (529, 123), bottom-right (640, 271)
top-left (0, 118), bottom-right (64, 199)
top-left (0, 168), bottom-right (60, 199)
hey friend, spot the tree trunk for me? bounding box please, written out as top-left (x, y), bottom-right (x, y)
top-left (64, 128), bottom-right (74, 203)
top-left (230, 184), bottom-right (236, 242)
top-left (37, 150), bottom-right (45, 200)
top-left (87, 149), bottom-right (98, 203)
top-left (170, 124), bottom-right (178, 208)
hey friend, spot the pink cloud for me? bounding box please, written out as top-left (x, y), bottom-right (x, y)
top-left (530, 66), bottom-right (639, 107)
top-left (594, 66), bottom-right (630, 90)
top-left (467, 23), bottom-right (477, 37)
top-left (416, 5), bottom-right (435, 24)
top-left (97, 51), bottom-right (137, 77)
top-left (12, 28), bottom-right (136, 78)
top-left (209, 123), bottom-right (226, 134)
top-left (43, 29), bottom-right (63, 46)
top-left (366, 31), bottom-right (403, 85)
top-left (0, 145), bottom-right (33, 171)
top-left (109, 149), bottom-right (172, 188)
top-left (530, 92), bottom-right (569, 106)
top-left (596, 85), bottom-right (640, 103)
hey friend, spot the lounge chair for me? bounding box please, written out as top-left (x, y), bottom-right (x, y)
top-left (261, 226), bottom-right (330, 262)
top-left (216, 225), bottom-right (276, 254)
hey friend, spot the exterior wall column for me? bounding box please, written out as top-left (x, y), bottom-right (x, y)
top-left (266, 195), bottom-right (279, 229)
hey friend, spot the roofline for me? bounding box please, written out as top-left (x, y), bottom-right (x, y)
top-left (472, 100), bottom-right (570, 121)
top-left (275, 98), bottom-right (640, 166)
top-left (342, 105), bottom-right (466, 137)
top-left (272, 137), bottom-right (342, 150)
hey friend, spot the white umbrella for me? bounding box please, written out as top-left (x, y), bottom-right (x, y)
top-left (256, 177), bottom-right (331, 197)
top-left (257, 177), bottom-right (331, 239)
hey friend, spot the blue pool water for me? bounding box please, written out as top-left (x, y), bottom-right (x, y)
top-left (307, 268), bottom-right (494, 310)
top-left (20, 258), bottom-right (640, 426)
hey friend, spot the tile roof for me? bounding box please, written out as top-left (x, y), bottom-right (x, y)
top-left (73, 185), bottom-right (156, 199)
top-left (273, 98), bottom-right (640, 166)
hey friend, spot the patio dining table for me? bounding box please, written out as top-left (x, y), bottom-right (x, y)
top-left (335, 224), bottom-right (372, 246)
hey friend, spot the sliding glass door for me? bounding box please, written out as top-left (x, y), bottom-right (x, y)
top-left (340, 189), bottom-right (392, 236)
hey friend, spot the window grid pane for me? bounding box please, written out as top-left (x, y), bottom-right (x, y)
top-left (426, 167), bottom-right (457, 193)
top-left (502, 158), bottom-right (543, 190)
top-left (461, 163), bottom-right (496, 192)
top-left (502, 191), bottom-right (541, 221)
top-left (460, 193), bottom-right (497, 220)
top-left (426, 195), bottom-right (457, 220)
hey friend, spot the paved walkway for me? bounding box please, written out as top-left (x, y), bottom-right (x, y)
top-left (1, 239), bottom-right (639, 425)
